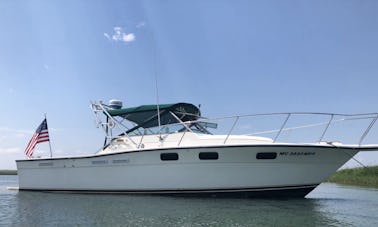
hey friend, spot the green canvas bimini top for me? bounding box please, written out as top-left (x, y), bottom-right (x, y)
top-left (107, 103), bottom-right (201, 129)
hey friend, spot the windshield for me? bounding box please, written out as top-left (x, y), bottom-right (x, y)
top-left (128, 122), bottom-right (213, 136)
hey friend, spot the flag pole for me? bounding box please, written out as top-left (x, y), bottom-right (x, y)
top-left (45, 113), bottom-right (53, 158)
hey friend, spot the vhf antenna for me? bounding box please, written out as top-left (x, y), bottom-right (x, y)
top-left (152, 31), bottom-right (162, 140)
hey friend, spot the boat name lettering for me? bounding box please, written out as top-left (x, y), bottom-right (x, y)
top-left (38, 162), bottom-right (53, 167)
top-left (112, 159), bottom-right (130, 164)
top-left (91, 160), bottom-right (108, 165)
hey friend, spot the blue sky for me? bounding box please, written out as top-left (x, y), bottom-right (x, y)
top-left (1, 0), bottom-right (378, 169)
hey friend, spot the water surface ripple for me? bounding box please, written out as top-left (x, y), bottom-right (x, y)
top-left (1, 175), bottom-right (377, 226)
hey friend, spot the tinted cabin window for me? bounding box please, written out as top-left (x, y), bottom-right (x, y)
top-left (199, 152), bottom-right (219, 160)
top-left (256, 152), bottom-right (277, 160)
top-left (160, 153), bottom-right (179, 161)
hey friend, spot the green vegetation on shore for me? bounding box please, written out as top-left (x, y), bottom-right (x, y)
top-left (327, 166), bottom-right (378, 188)
top-left (0, 170), bottom-right (17, 175)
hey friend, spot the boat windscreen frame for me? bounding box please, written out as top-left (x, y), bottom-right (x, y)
top-left (93, 102), bottom-right (207, 142)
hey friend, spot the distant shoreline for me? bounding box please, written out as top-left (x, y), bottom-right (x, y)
top-left (0, 170), bottom-right (17, 175)
top-left (327, 166), bottom-right (378, 188)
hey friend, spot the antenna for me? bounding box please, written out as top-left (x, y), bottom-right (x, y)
top-left (152, 32), bottom-right (162, 139)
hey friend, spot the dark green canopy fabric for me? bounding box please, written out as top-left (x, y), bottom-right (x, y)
top-left (107, 103), bottom-right (201, 129)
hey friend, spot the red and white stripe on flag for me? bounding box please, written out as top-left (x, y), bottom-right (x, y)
top-left (24, 119), bottom-right (49, 157)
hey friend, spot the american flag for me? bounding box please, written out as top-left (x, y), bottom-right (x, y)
top-left (25, 118), bottom-right (50, 157)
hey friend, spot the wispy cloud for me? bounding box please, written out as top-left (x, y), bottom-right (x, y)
top-left (104, 33), bottom-right (111, 40)
top-left (0, 128), bottom-right (31, 144)
top-left (49, 127), bottom-right (63, 132)
top-left (121, 33), bottom-right (136, 42)
top-left (136, 21), bottom-right (146, 28)
top-left (104, 27), bottom-right (136, 43)
top-left (0, 147), bottom-right (21, 154)
top-left (0, 127), bottom-right (33, 135)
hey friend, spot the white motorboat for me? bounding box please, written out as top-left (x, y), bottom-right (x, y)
top-left (16, 100), bottom-right (378, 197)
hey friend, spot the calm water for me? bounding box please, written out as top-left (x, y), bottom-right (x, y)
top-left (0, 175), bottom-right (377, 226)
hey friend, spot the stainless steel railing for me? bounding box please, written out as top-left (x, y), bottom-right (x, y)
top-left (91, 101), bottom-right (378, 148)
top-left (217, 112), bottom-right (378, 145)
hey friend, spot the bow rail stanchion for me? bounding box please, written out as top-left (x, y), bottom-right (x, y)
top-left (358, 114), bottom-right (378, 146)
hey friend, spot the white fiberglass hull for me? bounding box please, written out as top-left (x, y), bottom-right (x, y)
top-left (16, 145), bottom-right (359, 197)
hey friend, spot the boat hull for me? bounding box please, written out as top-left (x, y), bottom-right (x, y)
top-left (16, 145), bottom-right (358, 198)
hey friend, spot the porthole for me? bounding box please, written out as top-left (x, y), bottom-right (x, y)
top-left (160, 153), bottom-right (179, 161)
top-left (256, 152), bottom-right (277, 160)
top-left (199, 152), bottom-right (219, 160)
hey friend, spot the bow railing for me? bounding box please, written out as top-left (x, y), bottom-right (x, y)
top-left (202, 112), bottom-right (378, 145)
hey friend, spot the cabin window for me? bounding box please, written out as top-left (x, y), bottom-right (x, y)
top-left (256, 152), bottom-right (277, 160)
top-left (199, 152), bottom-right (219, 160)
top-left (160, 153), bottom-right (179, 161)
